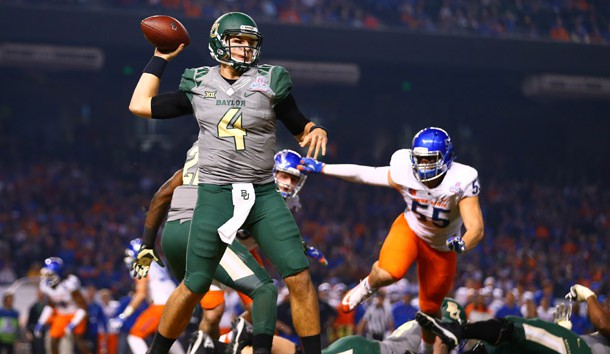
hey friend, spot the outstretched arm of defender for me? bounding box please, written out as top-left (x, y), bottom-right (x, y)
top-left (299, 159), bottom-right (396, 188)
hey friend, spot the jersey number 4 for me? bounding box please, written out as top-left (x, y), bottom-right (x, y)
top-left (217, 108), bottom-right (247, 151)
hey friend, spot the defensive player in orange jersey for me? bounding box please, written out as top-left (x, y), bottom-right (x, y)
top-left (299, 127), bottom-right (484, 354)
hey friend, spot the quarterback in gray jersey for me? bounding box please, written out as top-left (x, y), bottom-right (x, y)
top-left (129, 11), bottom-right (327, 354)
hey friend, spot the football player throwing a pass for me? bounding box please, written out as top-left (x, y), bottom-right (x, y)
top-left (128, 11), bottom-right (327, 354)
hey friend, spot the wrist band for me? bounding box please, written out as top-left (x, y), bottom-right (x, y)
top-left (142, 226), bottom-right (156, 249)
top-left (310, 125), bottom-right (327, 134)
top-left (143, 56), bottom-right (167, 78)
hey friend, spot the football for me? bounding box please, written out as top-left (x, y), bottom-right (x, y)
top-left (140, 15), bottom-right (190, 53)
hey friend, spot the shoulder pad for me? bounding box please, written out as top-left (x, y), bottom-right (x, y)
top-left (179, 66), bottom-right (212, 98)
top-left (257, 65), bottom-right (292, 104)
top-left (64, 274), bottom-right (81, 291)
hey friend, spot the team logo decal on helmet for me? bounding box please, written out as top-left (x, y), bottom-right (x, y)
top-left (209, 12), bottom-right (263, 72)
top-left (273, 149), bottom-right (307, 198)
top-left (411, 127), bottom-right (455, 182)
top-left (441, 297), bottom-right (467, 325)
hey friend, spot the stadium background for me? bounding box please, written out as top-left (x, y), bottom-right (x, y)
top-left (1, 0), bottom-right (609, 351)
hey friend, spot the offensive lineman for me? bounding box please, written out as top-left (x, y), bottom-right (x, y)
top-left (132, 145), bottom-right (325, 354)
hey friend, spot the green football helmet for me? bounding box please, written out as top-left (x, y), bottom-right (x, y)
top-left (441, 297), bottom-right (467, 325)
top-left (208, 12), bottom-right (263, 72)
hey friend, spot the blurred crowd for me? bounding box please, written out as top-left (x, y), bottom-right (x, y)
top-left (4, 0), bottom-right (610, 45)
top-left (0, 146), bottom-right (610, 347)
top-left (1, 137), bottom-right (609, 345)
top-left (2, 116), bottom-right (608, 353)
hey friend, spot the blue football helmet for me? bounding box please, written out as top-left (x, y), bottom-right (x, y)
top-left (411, 127), bottom-right (455, 182)
top-left (273, 149), bottom-right (307, 198)
top-left (41, 257), bottom-right (64, 287)
top-left (124, 238), bottom-right (142, 269)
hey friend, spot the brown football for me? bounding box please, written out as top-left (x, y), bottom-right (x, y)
top-left (140, 15), bottom-right (190, 53)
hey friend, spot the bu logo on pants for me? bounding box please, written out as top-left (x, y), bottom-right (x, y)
top-left (241, 190), bottom-right (250, 200)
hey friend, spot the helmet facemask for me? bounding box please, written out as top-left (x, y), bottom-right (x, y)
top-left (412, 149), bottom-right (448, 182)
top-left (41, 267), bottom-right (61, 287)
top-left (410, 127), bottom-right (455, 182)
top-left (274, 170), bottom-right (307, 198)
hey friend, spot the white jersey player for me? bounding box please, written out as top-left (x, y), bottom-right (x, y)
top-left (35, 257), bottom-right (91, 354)
top-left (299, 127), bottom-right (484, 354)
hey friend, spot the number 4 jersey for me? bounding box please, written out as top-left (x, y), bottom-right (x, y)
top-left (179, 64), bottom-right (292, 185)
top-left (389, 149), bottom-right (480, 251)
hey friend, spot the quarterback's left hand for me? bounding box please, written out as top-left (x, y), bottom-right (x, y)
top-left (299, 125), bottom-right (327, 159)
top-left (446, 236), bottom-right (466, 254)
top-left (131, 246), bottom-right (165, 279)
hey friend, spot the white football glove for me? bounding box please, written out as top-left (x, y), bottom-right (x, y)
top-left (565, 284), bottom-right (596, 302)
top-left (108, 317), bottom-right (124, 331)
top-left (64, 323), bottom-right (76, 336)
top-left (131, 246), bottom-right (164, 279)
top-left (553, 302), bottom-right (572, 330)
top-left (446, 236), bottom-right (466, 254)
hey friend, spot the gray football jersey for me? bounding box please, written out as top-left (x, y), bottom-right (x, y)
top-left (582, 332), bottom-right (610, 354)
top-left (379, 320), bottom-right (422, 354)
top-left (179, 65), bottom-right (292, 185)
top-left (167, 142), bottom-right (199, 222)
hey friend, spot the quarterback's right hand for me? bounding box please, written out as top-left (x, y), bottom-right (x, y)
top-left (154, 43), bottom-right (185, 61)
top-left (565, 284), bottom-right (596, 302)
top-left (298, 157), bottom-right (325, 174)
top-left (131, 246), bottom-right (164, 279)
